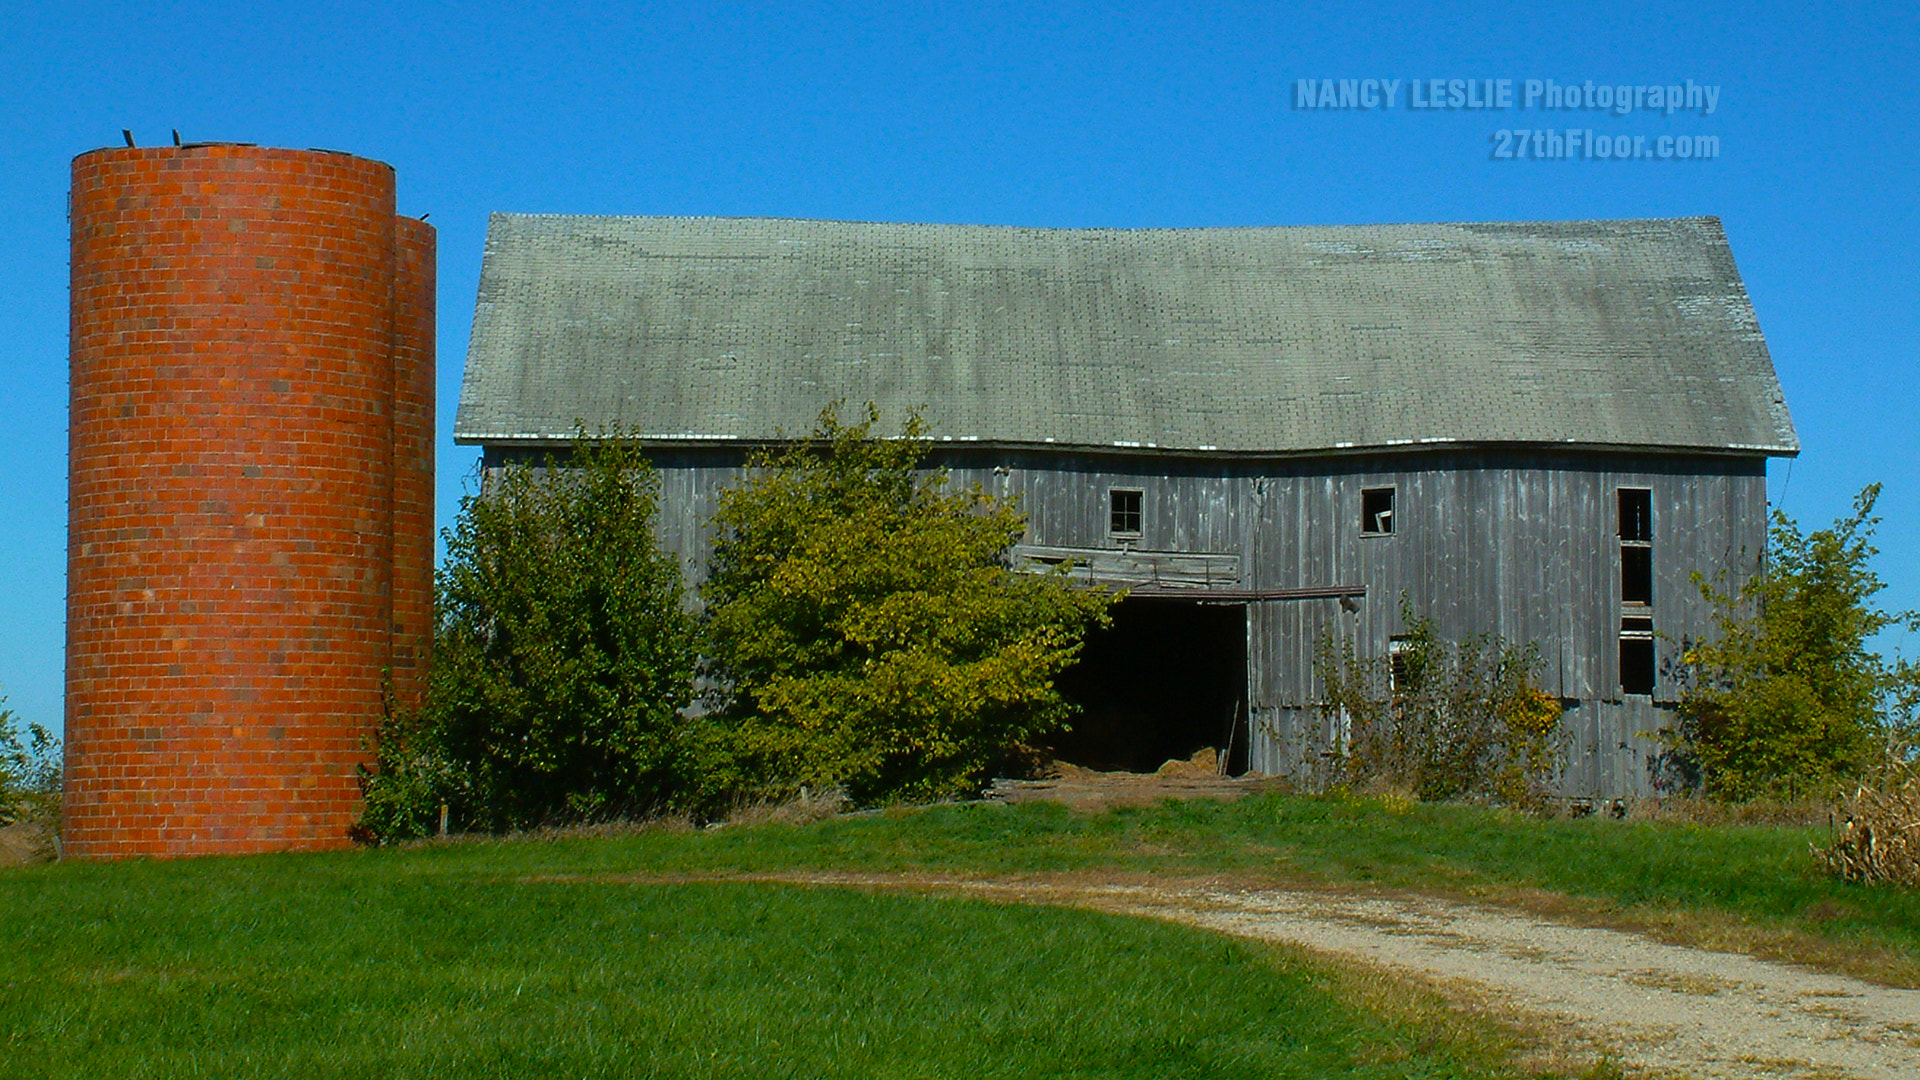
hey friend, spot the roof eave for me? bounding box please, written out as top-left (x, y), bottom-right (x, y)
top-left (455, 431), bottom-right (1800, 460)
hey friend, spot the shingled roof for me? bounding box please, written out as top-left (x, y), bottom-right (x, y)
top-left (455, 214), bottom-right (1798, 456)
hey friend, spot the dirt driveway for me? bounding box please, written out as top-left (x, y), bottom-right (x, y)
top-left (969, 762), bottom-right (1920, 1078)
top-left (1092, 880), bottom-right (1920, 1080)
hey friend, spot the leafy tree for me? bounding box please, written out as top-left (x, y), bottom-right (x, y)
top-left (1665, 484), bottom-right (1920, 801)
top-left (701, 404), bottom-right (1114, 804)
top-left (1312, 598), bottom-right (1563, 806)
top-left (0, 696), bottom-right (61, 830)
top-left (359, 432), bottom-right (701, 839)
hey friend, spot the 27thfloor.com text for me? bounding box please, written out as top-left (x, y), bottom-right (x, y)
top-left (1491, 129), bottom-right (1720, 160)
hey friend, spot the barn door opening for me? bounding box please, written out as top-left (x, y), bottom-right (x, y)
top-left (1048, 597), bottom-right (1250, 775)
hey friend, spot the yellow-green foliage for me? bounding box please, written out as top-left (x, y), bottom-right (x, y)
top-left (1498, 687), bottom-right (1565, 806)
top-left (0, 696), bottom-right (60, 830)
top-left (1314, 600), bottom-right (1564, 806)
top-left (1665, 485), bottom-right (1920, 802)
top-left (702, 404), bottom-right (1115, 804)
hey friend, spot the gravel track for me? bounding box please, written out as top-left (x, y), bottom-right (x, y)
top-left (1088, 882), bottom-right (1920, 1080)
top-left (722, 871), bottom-right (1920, 1080)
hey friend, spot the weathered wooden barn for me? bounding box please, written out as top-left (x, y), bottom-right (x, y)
top-left (455, 214), bottom-right (1798, 797)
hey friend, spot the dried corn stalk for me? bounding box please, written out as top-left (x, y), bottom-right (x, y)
top-left (1817, 749), bottom-right (1920, 887)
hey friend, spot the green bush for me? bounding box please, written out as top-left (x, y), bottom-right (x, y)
top-left (0, 695), bottom-right (61, 831)
top-left (1311, 599), bottom-right (1563, 805)
top-left (358, 431), bottom-right (702, 840)
top-left (1663, 485), bottom-right (1920, 801)
top-left (701, 404), bottom-right (1115, 804)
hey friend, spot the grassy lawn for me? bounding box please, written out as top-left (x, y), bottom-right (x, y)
top-left (401, 791), bottom-right (1919, 982)
top-left (4, 849), bottom-right (1552, 1079)
top-left (6, 790), bottom-right (1915, 1076)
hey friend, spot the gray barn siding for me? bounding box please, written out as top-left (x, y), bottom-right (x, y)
top-left (1227, 451), bottom-right (1764, 797)
top-left (485, 443), bottom-right (1766, 796)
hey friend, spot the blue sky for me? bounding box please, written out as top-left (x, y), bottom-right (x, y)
top-left (2, 1), bottom-right (1916, 738)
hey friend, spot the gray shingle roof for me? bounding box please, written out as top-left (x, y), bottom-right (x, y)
top-left (455, 214), bottom-right (1797, 456)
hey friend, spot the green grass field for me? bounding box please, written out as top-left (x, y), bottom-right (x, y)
top-left (399, 791), bottom-right (1918, 980)
top-left (4, 851), bottom-right (1544, 1079)
top-left (6, 791), bottom-right (1915, 1077)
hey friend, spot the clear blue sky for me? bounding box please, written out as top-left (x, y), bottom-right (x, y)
top-left (3, 1), bottom-right (1916, 739)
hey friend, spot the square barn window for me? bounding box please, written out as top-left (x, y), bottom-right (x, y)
top-left (1362, 487), bottom-right (1395, 535)
top-left (1109, 488), bottom-right (1142, 536)
top-left (1620, 637), bottom-right (1655, 695)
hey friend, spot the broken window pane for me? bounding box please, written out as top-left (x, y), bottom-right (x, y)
top-left (1362, 487), bottom-right (1395, 535)
top-left (1388, 635), bottom-right (1411, 692)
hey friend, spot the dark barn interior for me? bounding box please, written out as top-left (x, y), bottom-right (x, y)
top-left (1049, 598), bottom-right (1249, 774)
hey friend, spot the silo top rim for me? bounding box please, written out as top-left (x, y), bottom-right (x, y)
top-left (71, 143), bottom-right (397, 172)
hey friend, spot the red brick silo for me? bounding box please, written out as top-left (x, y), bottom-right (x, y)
top-left (65, 144), bottom-right (435, 858)
top-left (391, 217), bottom-right (437, 710)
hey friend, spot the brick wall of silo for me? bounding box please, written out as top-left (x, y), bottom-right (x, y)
top-left (65, 144), bottom-right (434, 858)
top-left (391, 217), bottom-right (436, 710)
